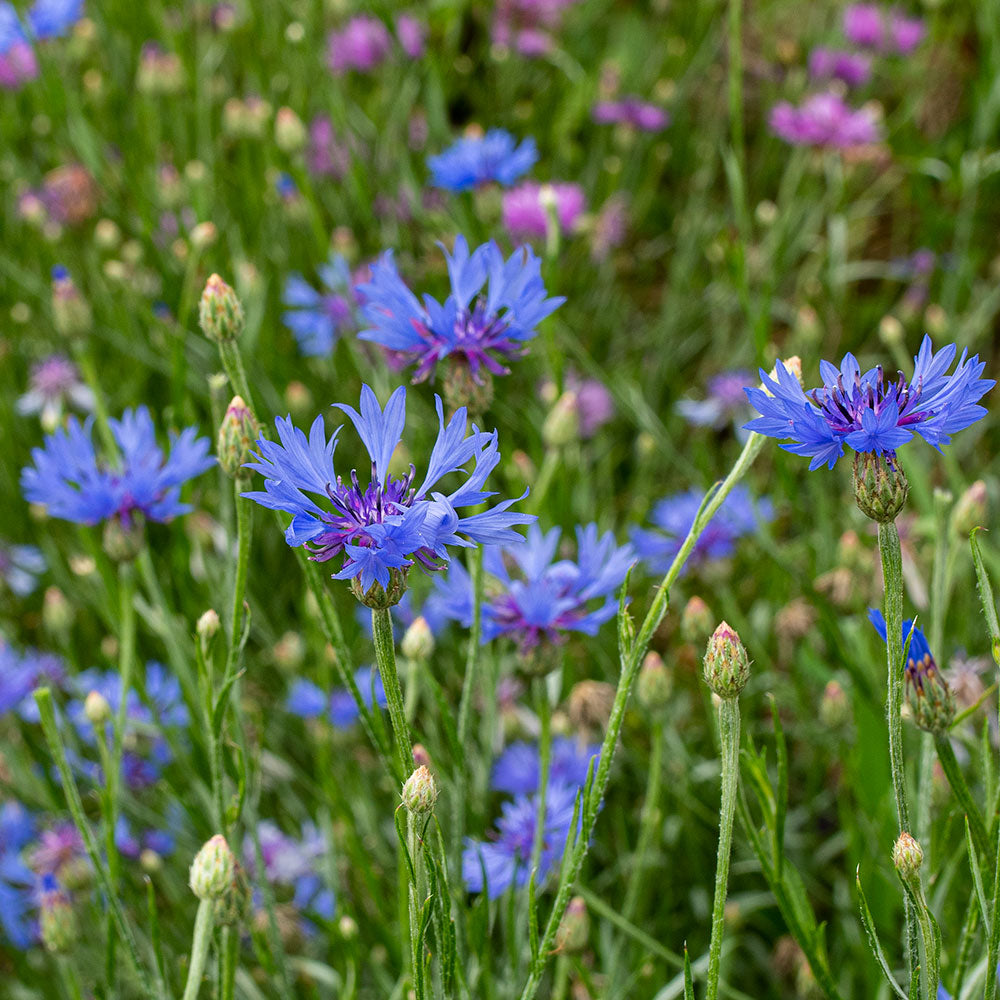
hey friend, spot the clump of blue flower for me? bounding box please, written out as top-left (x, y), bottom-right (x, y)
top-left (21, 407), bottom-right (214, 526)
top-left (744, 336), bottom-right (994, 470)
top-left (287, 665), bottom-right (387, 728)
top-left (282, 255), bottom-right (357, 357)
top-left (243, 384), bottom-right (534, 603)
top-left (433, 523), bottom-right (634, 649)
top-left (491, 737), bottom-right (599, 796)
top-left (246, 821), bottom-right (335, 923)
top-left (357, 235), bottom-right (563, 385)
top-left (0, 801), bottom-right (36, 949)
top-left (0, 641), bottom-right (64, 721)
top-left (631, 485), bottom-right (772, 576)
top-left (427, 129), bottom-right (537, 190)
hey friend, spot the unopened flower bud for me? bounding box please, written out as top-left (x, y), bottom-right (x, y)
top-left (555, 895), bottom-right (589, 952)
top-left (542, 391), bottom-right (579, 448)
top-left (39, 876), bottom-right (76, 953)
top-left (905, 643), bottom-right (955, 735)
top-left (878, 314), bottom-right (904, 347)
top-left (274, 106), bottom-right (306, 151)
top-left (442, 360), bottom-right (493, 419)
top-left (43, 586), bottom-right (73, 635)
top-left (924, 303), bottom-right (948, 337)
top-left (84, 690), bottom-right (111, 726)
top-left (680, 596), bottom-right (713, 644)
top-left (218, 396), bottom-right (257, 479)
top-left (338, 915), bottom-right (358, 939)
top-left (703, 622), bottom-right (750, 699)
top-left (350, 570), bottom-right (408, 609)
top-left (819, 680), bottom-right (850, 729)
top-left (189, 834), bottom-right (236, 900)
top-left (892, 832), bottom-right (923, 879)
top-left (401, 616), bottom-right (434, 660)
top-left (401, 765), bottom-right (438, 815)
top-left (190, 221), bottom-right (217, 250)
top-left (51, 266), bottom-right (92, 340)
top-left (637, 650), bottom-right (672, 710)
top-left (952, 480), bottom-right (987, 537)
top-left (94, 218), bottom-right (121, 249)
top-left (197, 609), bottom-right (221, 653)
top-left (102, 514), bottom-right (146, 563)
top-left (852, 452), bottom-right (909, 523)
top-left (569, 680), bottom-right (615, 732)
top-left (199, 274), bottom-right (245, 342)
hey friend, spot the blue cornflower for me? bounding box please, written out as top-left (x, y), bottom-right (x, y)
top-left (0, 801), bottom-right (36, 949)
top-left (283, 255), bottom-right (357, 357)
top-left (114, 816), bottom-right (175, 860)
top-left (248, 821), bottom-right (335, 921)
top-left (463, 782), bottom-right (581, 898)
top-left (744, 336), bottom-right (994, 470)
top-left (243, 384), bottom-right (534, 603)
top-left (427, 129), bottom-right (537, 191)
top-left (286, 665), bottom-right (387, 728)
top-left (357, 235), bottom-right (563, 384)
top-left (491, 738), bottom-right (599, 797)
top-left (21, 406), bottom-right (214, 527)
top-left (69, 662), bottom-right (187, 737)
top-left (0, 540), bottom-right (45, 596)
top-left (433, 523), bottom-right (634, 649)
top-left (27, 0), bottom-right (83, 39)
top-left (0, 643), bottom-right (64, 721)
top-left (0, 4), bottom-right (26, 53)
top-left (631, 485), bottom-right (772, 576)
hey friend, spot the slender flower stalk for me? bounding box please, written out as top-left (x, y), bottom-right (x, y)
top-left (181, 901), bottom-right (214, 1000)
top-left (372, 606), bottom-right (412, 781)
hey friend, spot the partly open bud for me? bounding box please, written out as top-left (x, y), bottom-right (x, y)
top-left (904, 640), bottom-right (955, 735)
top-left (680, 596), bottom-right (713, 644)
top-left (51, 266), bottom-right (92, 340)
top-left (542, 391), bottom-right (579, 448)
top-left (442, 359), bottom-right (493, 419)
top-left (218, 395), bottom-right (257, 479)
top-left (892, 832), bottom-right (923, 880)
top-left (401, 616), bottom-right (434, 661)
top-left (214, 860), bottom-right (251, 927)
top-left (852, 452), bottom-right (909, 523)
top-left (197, 609), bottom-right (221, 647)
top-left (401, 765), bottom-right (438, 815)
top-left (637, 650), bottom-right (672, 710)
top-left (189, 834), bottom-right (236, 900)
top-left (84, 690), bottom-right (111, 727)
top-left (703, 622), bottom-right (750, 699)
top-left (198, 274), bottom-right (244, 342)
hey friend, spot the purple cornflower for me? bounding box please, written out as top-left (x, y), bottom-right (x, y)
top-left (22, 407), bottom-right (214, 528)
top-left (0, 802), bottom-right (37, 948)
top-left (357, 236), bottom-right (563, 383)
top-left (491, 738), bottom-right (599, 796)
top-left (0, 642), bottom-right (64, 720)
top-left (327, 15), bottom-right (392, 75)
top-left (283, 256), bottom-right (357, 357)
top-left (306, 116), bottom-right (351, 178)
top-left (501, 181), bottom-right (586, 241)
top-left (69, 662), bottom-right (188, 736)
top-left (17, 354), bottom-right (95, 430)
top-left (631, 485), bottom-right (772, 576)
top-left (808, 47), bottom-right (872, 87)
top-left (491, 0), bottom-right (580, 57)
top-left (743, 336), bottom-right (995, 470)
top-left (551, 372), bottom-right (614, 439)
top-left (0, 541), bottom-right (46, 596)
top-left (676, 370), bottom-right (754, 429)
top-left (243, 385), bottom-right (534, 602)
top-left (769, 92), bottom-right (882, 148)
top-left (463, 782), bottom-right (580, 898)
top-left (114, 817), bottom-right (174, 860)
top-left (843, 4), bottom-right (924, 54)
top-left (434, 523), bottom-right (634, 649)
top-left (592, 97), bottom-right (671, 132)
top-left (427, 130), bottom-right (537, 191)
top-left (29, 822), bottom-right (83, 878)
top-left (287, 665), bottom-right (387, 728)
top-left (247, 821), bottom-right (335, 919)
top-left (395, 13), bottom-right (425, 59)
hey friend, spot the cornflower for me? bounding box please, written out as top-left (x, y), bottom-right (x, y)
top-left (501, 181), bottom-right (586, 241)
top-left (286, 665), bottom-right (387, 728)
top-left (282, 256), bottom-right (358, 357)
top-left (592, 97), bottom-right (671, 131)
top-left (769, 92), bottom-right (882, 148)
top-left (0, 541), bottom-right (46, 596)
top-left (427, 129), bottom-right (537, 191)
top-left (491, 737), bottom-right (599, 796)
top-left (243, 384), bottom-right (534, 606)
top-left (17, 354), bottom-right (95, 430)
top-left (843, 4), bottom-right (924, 54)
top-left (808, 47), bottom-right (873, 87)
top-left (246, 821), bottom-right (335, 919)
top-left (326, 15), bottom-right (392, 75)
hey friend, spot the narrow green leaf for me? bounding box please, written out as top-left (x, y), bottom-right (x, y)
top-left (528, 869), bottom-right (540, 963)
top-left (769, 696), bottom-right (788, 877)
top-left (971, 529), bottom-right (1000, 665)
top-left (683, 944), bottom-right (695, 1000)
top-left (856, 867), bottom-right (909, 1000)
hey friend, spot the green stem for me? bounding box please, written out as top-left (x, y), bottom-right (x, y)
top-left (528, 449), bottom-right (560, 514)
top-left (727, 0), bottom-right (745, 171)
top-left (181, 899), bottom-right (215, 1000)
top-left (372, 606), bottom-right (413, 781)
top-left (218, 339), bottom-right (254, 413)
top-left (456, 545), bottom-right (484, 749)
top-left (108, 561), bottom-right (136, 884)
top-left (900, 874), bottom-right (939, 1000)
top-left (934, 734), bottom-right (990, 858)
top-left (517, 432), bottom-right (766, 1000)
top-left (406, 812), bottom-right (427, 1000)
top-left (530, 677), bottom-right (553, 877)
top-left (877, 520), bottom-right (910, 832)
top-left (706, 698), bottom-right (741, 1000)
top-left (34, 689), bottom-right (157, 999)
top-left (622, 719), bottom-right (664, 922)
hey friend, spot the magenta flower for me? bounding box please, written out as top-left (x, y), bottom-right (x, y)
top-left (395, 13), bottom-right (425, 59)
top-left (843, 4), bottom-right (924, 54)
top-left (501, 181), bottom-right (585, 240)
top-left (592, 97), bottom-right (670, 132)
top-left (307, 116), bottom-right (351, 179)
top-left (769, 92), bottom-right (881, 148)
top-left (808, 47), bottom-right (872, 87)
top-left (327, 15), bottom-right (392, 75)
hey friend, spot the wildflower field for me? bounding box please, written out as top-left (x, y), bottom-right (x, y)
top-left (3, 0), bottom-right (1000, 997)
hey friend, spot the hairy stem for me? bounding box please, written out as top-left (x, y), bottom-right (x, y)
top-left (372, 606), bottom-right (413, 781)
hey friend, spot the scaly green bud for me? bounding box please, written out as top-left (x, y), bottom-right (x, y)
top-left (401, 765), bottom-right (438, 815)
top-left (197, 609), bottom-right (221, 646)
top-left (214, 860), bottom-right (251, 927)
top-left (442, 359), bottom-right (493, 419)
top-left (905, 643), bottom-right (955, 735)
top-left (542, 391), bottom-right (579, 448)
top-left (350, 569), bottom-right (408, 609)
top-left (555, 895), bottom-right (589, 953)
top-left (680, 595), bottom-right (713, 644)
top-left (189, 834), bottom-right (236, 901)
top-left (274, 106), bottom-right (306, 152)
top-left (703, 621), bottom-right (750, 699)
top-left (102, 513), bottom-right (145, 563)
top-left (952, 480), bottom-right (987, 537)
top-left (198, 273), bottom-right (245, 343)
top-left (819, 680), bottom-right (850, 729)
top-left (218, 395), bottom-right (257, 479)
top-left (852, 451), bottom-right (909, 523)
top-left (892, 831), bottom-right (923, 880)
top-left (51, 266), bottom-right (92, 340)
top-left (84, 690), bottom-right (111, 727)
top-left (401, 616), bottom-right (434, 660)
top-left (39, 879), bottom-right (76, 954)
top-left (637, 650), bottom-right (672, 710)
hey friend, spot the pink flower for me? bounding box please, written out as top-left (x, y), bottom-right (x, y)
top-left (769, 92), bottom-right (882, 148)
top-left (502, 181), bottom-right (585, 240)
top-left (843, 4), bottom-right (924, 54)
top-left (592, 97), bottom-right (670, 132)
top-left (395, 14), bottom-right (425, 59)
top-left (0, 41), bottom-right (37, 90)
top-left (327, 15), bottom-right (392, 75)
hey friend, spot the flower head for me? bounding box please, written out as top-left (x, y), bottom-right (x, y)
top-left (0, 802), bottom-right (37, 948)
top-left (243, 385), bottom-right (534, 603)
top-left (357, 236), bottom-right (563, 384)
top-left (283, 256), bottom-right (358, 357)
top-left (286, 665), bottom-right (387, 728)
top-left (592, 98), bottom-right (670, 132)
top-left (769, 92), bottom-right (882, 148)
top-left (743, 336), bottom-right (994, 470)
top-left (844, 4), bottom-right (924, 54)
top-left (0, 541), bottom-right (46, 596)
top-left (17, 354), bottom-right (95, 430)
top-left (463, 782), bottom-right (581, 898)
top-left (306, 116), bottom-right (351, 178)
top-left (21, 407), bottom-right (214, 527)
top-left (631, 486), bottom-right (772, 576)
top-left (808, 47), bottom-right (872, 87)
top-left (0, 642), bottom-right (64, 720)
top-left (27, 0), bottom-right (83, 39)
top-left (246, 821), bottom-right (335, 919)
top-left (395, 13), bottom-right (425, 59)
top-left (491, 738), bottom-right (599, 796)
top-left (433, 523), bottom-right (634, 649)
top-left (427, 129), bottom-right (537, 191)
top-left (326, 15), bottom-right (392, 75)
top-left (676, 369), bottom-right (754, 429)
top-left (0, 4), bottom-right (37, 90)
top-left (501, 181), bottom-right (585, 241)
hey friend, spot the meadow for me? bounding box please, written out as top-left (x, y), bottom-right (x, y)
top-left (2, 1), bottom-right (1000, 998)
